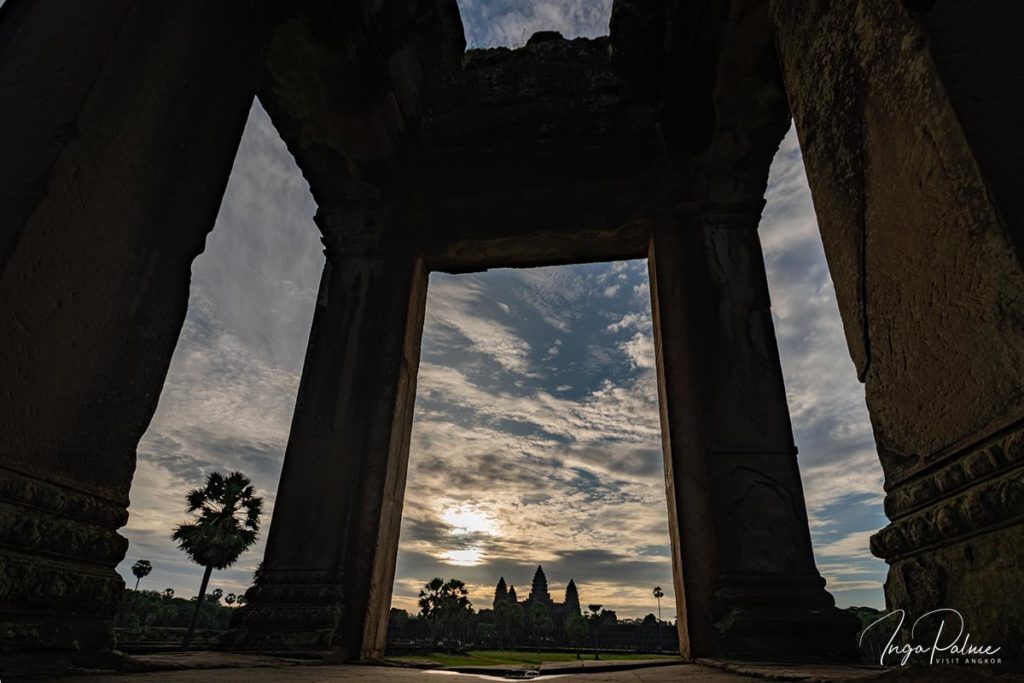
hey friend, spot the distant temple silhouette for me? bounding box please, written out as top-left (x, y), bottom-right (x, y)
top-left (493, 566), bottom-right (581, 619)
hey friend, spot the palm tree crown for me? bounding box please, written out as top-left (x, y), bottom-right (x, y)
top-left (131, 559), bottom-right (152, 581)
top-left (172, 471), bottom-right (263, 570)
top-left (131, 558), bottom-right (152, 591)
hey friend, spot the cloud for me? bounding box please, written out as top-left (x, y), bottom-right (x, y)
top-left (424, 275), bottom-right (536, 375)
top-left (457, 0), bottom-right (613, 48)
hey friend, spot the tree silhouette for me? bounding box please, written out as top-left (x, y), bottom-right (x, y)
top-left (419, 577), bottom-right (473, 653)
top-left (565, 613), bottom-right (587, 659)
top-left (224, 593), bottom-right (237, 606)
top-left (494, 599), bottom-right (523, 649)
top-left (131, 559), bottom-right (152, 591)
top-left (529, 601), bottom-right (554, 645)
top-left (652, 586), bottom-right (664, 622)
top-left (162, 588), bottom-right (175, 601)
top-left (208, 588), bottom-right (223, 604)
top-left (586, 605), bottom-right (603, 659)
top-left (172, 471), bottom-right (262, 650)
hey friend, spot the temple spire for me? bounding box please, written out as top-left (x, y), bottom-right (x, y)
top-left (564, 578), bottom-right (581, 615)
top-left (493, 576), bottom-right (509, 609)
top-left (508, 584), bottom-right (518, 603)
top-left (528, 565), bottom-right (552, 605)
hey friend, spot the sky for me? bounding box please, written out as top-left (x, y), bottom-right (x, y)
top-left (116, 0), bottom-right (888, 619)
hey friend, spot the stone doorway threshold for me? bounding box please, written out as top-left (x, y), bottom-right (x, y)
top-left (24, 652), bottom-right (1019, 682)
top-left (420, 656), bottom-right (684, 678)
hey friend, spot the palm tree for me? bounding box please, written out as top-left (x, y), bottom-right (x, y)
top-left (172, 471), bottom-right (262, 650)
top-left (418, 577), bottom-right (473, 653)
top-left (653, 586), bottom-right (664, 622)
top-left (131, 559), bottom-right (152, 591)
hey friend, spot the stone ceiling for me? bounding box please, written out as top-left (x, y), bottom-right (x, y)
top-left (256, 0), bottom-right (790, 270)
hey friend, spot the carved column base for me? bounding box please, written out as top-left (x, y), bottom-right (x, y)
top-left (0, 467), bottom-right (128, 669)
top-left (872, 425), bottom-right (1024, 668)
top-left (714, 606), bottom-right (861, 661)
top-left (713, 574), bottom-right (860, 660)
top-left (227, 569), bottom-right (345, 652)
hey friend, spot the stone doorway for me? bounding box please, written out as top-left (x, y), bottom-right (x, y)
top-left (230, 207), bottom-right (859, 661)
top-left (112, 100), bottom-right (325, 618)
top-left (390, 261), bottom-right (675, 645)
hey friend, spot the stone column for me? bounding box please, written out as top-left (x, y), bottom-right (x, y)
top-left (772, 0), bottom-right (1024, 665)
top-left (648, 208), bottom-right (859, 660)
top-left (0, 2), bottom-right (272, 671)
top-left (230, 246), bottom-right (428, 661)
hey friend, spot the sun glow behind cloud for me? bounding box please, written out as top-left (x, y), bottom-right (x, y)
top-left (440, 549), bottom-right (487, 566)
top-left (437, 504), bottom-right (500, 566)
top-left (441, 504), bottom-right (501, 536)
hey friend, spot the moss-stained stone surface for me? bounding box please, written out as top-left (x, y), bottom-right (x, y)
top-left (772, 0), bottom-right (1024, 666)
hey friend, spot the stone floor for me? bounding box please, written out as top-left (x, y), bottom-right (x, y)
top-left (78, 666), bottom-right (710, 682)
top-left (53, 654), bottom-right (857, 682)
top-left (70, 662), bottom-right (846, 683)
top-left (38, 654), bottom-right (1022, 682)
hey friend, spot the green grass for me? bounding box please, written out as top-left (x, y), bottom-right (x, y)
top-left (391, 650), bottom-right (675, 668)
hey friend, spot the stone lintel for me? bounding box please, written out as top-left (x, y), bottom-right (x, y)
top-left (427, 221), bottom-right (650, 273)
top-left (423, 201), bottom-right (772, 274)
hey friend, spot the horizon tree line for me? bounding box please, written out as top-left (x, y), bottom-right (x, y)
top-left (408, 575), bottom-right (674, 657)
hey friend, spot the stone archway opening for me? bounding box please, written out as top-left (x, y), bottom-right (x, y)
top-left (232, 192), bottom-right (863, 662)
top-left (112, 100), bottom-right (325, 627)
top-left (756, 126), bottom-right (888, 613)
top-left (389, 260), bottom-right (676, 652)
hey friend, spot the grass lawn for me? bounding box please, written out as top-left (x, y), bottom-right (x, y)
top-left (391, 650), bottom-right (676, 668)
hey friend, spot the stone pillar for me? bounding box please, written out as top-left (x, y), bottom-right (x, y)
top-left (772, 0), bottom-right (1024, 665)
top-left (648, 208), bottom-right (859, 660)
top-left (230, 246), bottom-right (428, 661)
top-left (0, 1), bottom-right (271, 671)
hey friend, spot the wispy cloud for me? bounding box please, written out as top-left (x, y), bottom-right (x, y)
top-left (457, 0), bottom-right (612, 48)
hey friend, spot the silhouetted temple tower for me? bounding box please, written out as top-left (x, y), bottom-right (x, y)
top-left (508, 585), bottom-right (518, 603)
top-left (528, 565), bottom-right (553, 605)
top-left (564, 578), bottom-right (581, 615)
top-left (493, 577), bottom-right (509, 609)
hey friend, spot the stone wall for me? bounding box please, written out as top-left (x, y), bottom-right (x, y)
top-left (772, 0), bottom-right (1024, 664)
